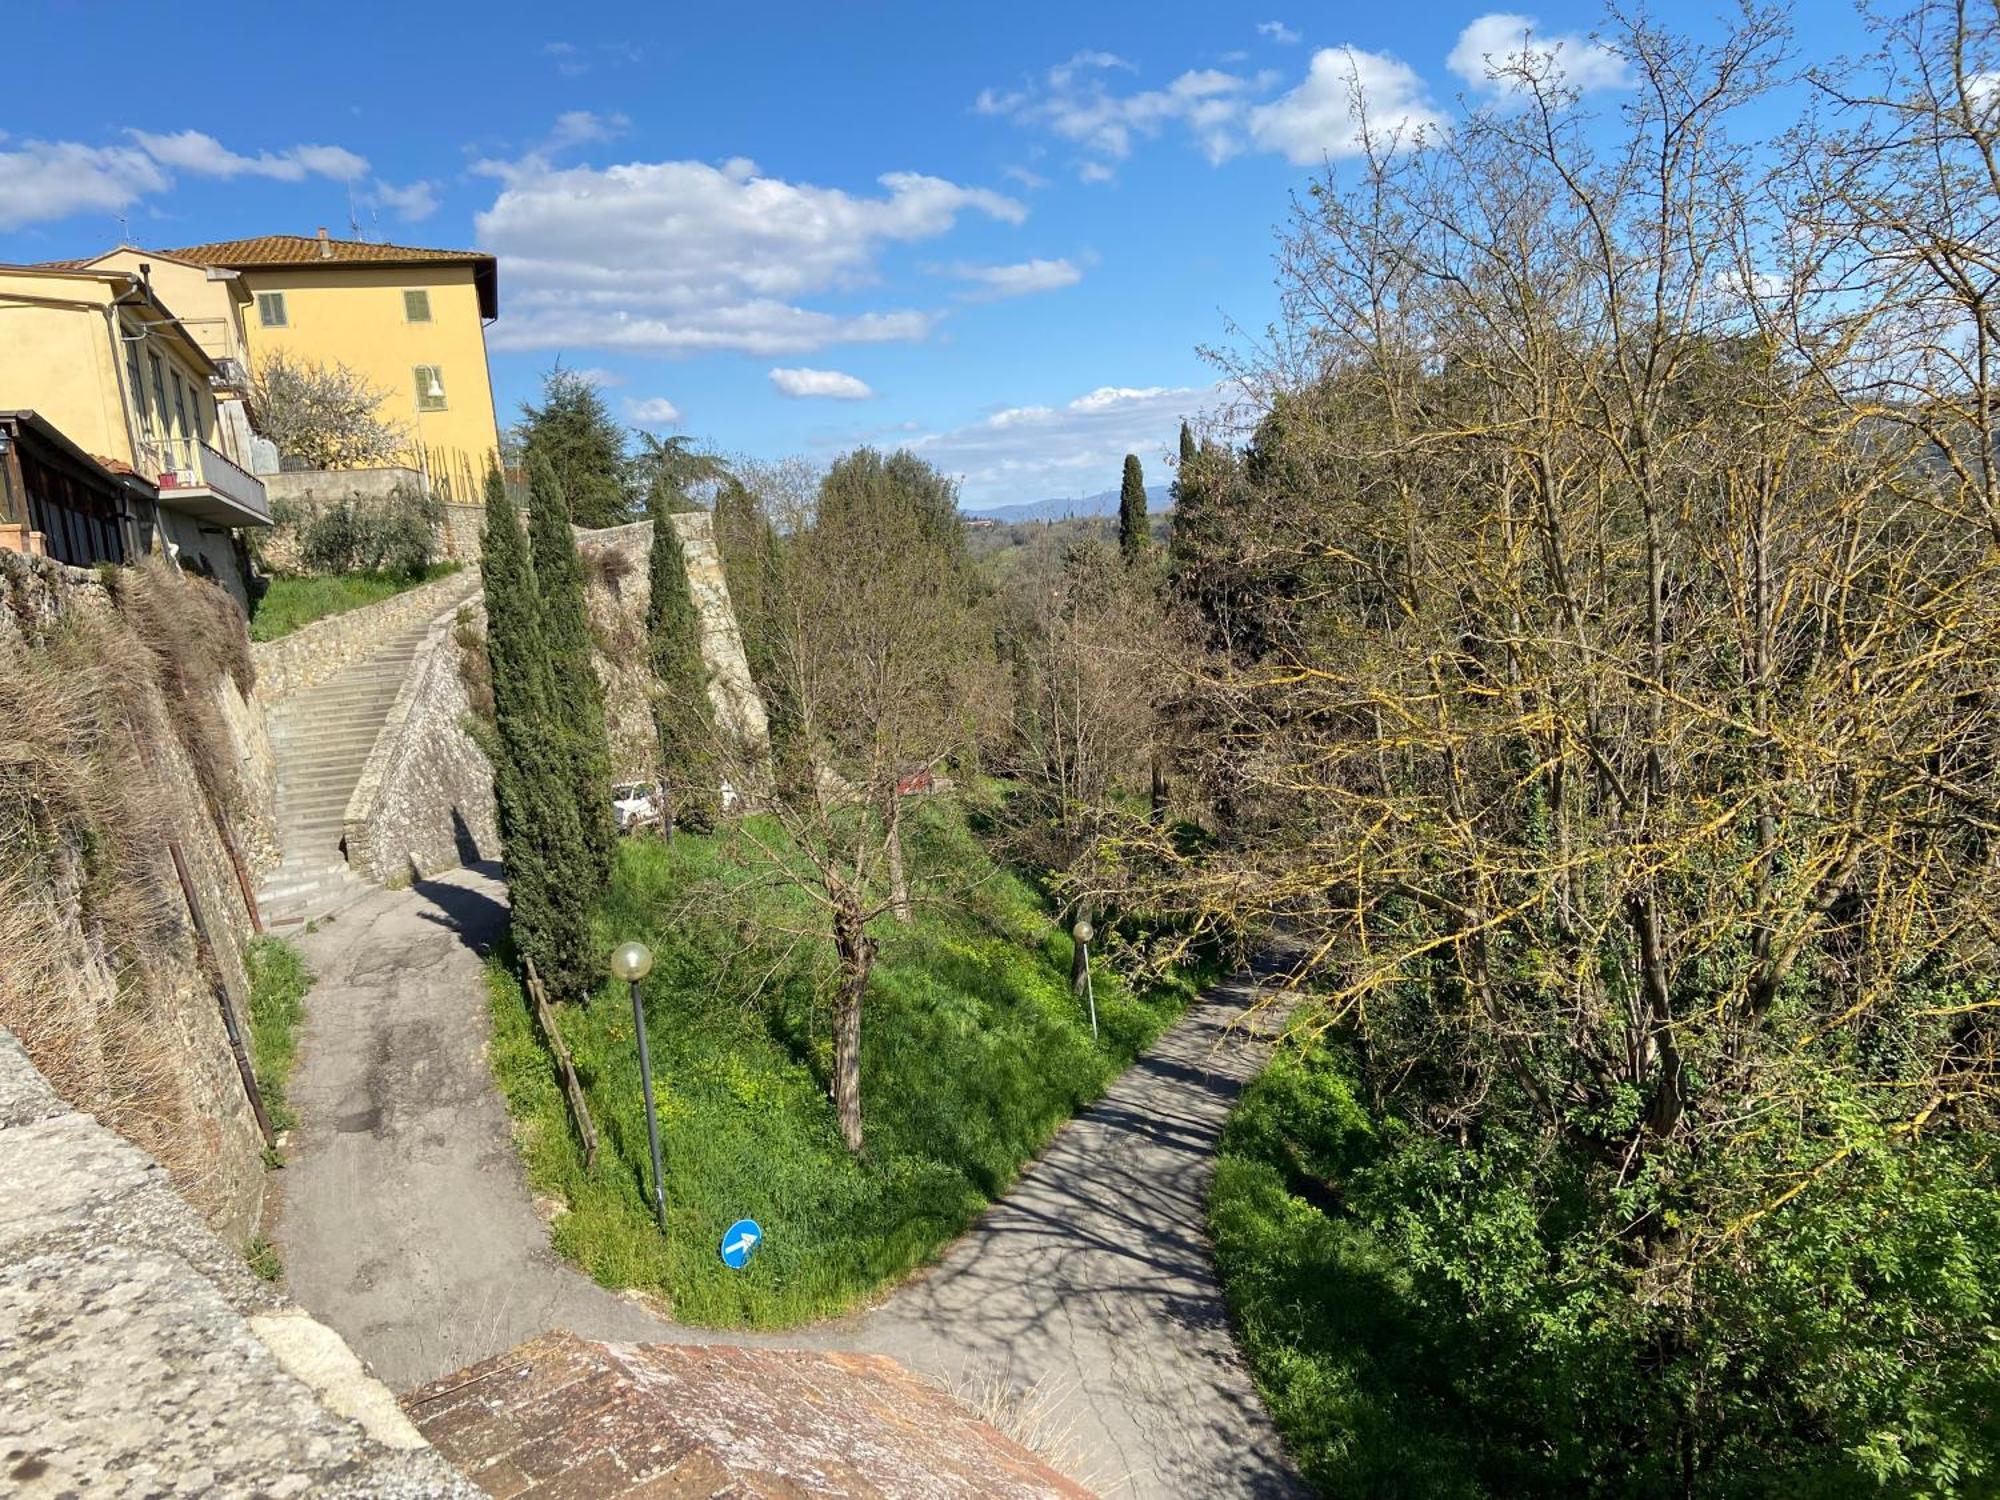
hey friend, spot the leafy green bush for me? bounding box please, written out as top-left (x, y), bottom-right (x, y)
top-left (297, 486), bottom-right (442, 577)
top-left (485, 793), bottom-right (1216, 1326)
top-left (245, 936), bottom-right (312, 1134)
top-left (1212, 1034), bottom-right (2000, 1497)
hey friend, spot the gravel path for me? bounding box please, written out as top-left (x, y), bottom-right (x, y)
top-left (278, 861), bottom-right (1306, 1497)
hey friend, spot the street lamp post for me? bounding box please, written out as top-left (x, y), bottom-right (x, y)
top-left (610, 940), bottom-right (667, 1232)
top-left (1071, 918), bottom-right (1098, 1042)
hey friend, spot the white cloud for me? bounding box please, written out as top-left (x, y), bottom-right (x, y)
top-left (624, 396), bottom-right (682, 425)
top-left (369, 179), bottom-right (439, 222)
top-left (0, 129), bottom-right (372, 231)
top-left (981, 44), bottom-right (1440, 173)
top-left (1446, 14), bottom-right (1629, 99)
top-left (940, 257), bottom-right (1082, 301)
top-left (569, 366), bottom-right (627, 388)
top-left (1259, 20), bottom-right (1302, 44)
top-left (908, 381), bottom-right (1222, 506)
top-left (1002, 164), bottom-right (1050, 190)
top-left (770, 367), bottom-right (876, 400)
top-left (543, 39), bottom-right (641, 76)
top-left (977, 52), bottom-right (1279, 174)
top-left (0, 140), bottom-right (167, 230)
top-left (128, 129), bottom-right (368, 183)
top-left (476, 145), bottom-right (1024, 356)
top-left (1249, 46), bottom-right (1446, 163)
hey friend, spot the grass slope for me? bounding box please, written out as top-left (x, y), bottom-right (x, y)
top-left (248, 563), bottom-right (460, 642)
top-left (486, 793), bottom-right (1213, 1327)
top-left (1210, 1034), bottom-right (1490, 1498)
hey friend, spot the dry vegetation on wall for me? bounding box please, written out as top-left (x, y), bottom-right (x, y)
top-left (0, 557), bottom-right (264, 1225)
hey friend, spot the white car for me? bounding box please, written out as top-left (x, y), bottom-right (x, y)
top-left (611, 782), bottom-right (662, 832)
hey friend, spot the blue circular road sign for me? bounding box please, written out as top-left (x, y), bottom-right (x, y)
top-left (720, 1218), bottom-right (763, 1270)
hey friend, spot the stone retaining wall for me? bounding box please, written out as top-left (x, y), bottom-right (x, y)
top-left (253, 566), bottom-right (479, 707)
top-left (0, 551), bottom-right (278, 1242)
top-left (576, 514), bottom-right (771, 780)
top-left (344, 605), bottom-right (498, 886)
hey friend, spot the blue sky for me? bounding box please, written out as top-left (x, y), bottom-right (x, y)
top-left (1, 2), bottom-right (1872, 507)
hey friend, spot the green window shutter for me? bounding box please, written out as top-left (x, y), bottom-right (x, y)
top-left (403, 288), bottom-right (432, 322)
top-left (415, 365), bottom-right (448, 411)
top-left (257, 291), bottom-right (287, 327)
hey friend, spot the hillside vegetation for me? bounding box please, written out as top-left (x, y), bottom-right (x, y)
top-left (486, 790), bottom-right (1212, 1327)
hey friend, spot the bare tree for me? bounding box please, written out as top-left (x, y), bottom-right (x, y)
top-left (1133, 4), bottom-right (2000, 1469)
top-left (251, 350), bottom-right (409, 470)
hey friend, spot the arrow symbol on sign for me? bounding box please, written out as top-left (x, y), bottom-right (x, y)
top-left (724, 1230), bottom-right (759, 1256)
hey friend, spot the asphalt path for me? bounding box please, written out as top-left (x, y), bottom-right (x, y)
top-left (277, 861), bottom-right (1307, 1497)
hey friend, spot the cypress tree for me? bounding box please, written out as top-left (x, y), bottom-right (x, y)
top-left (1118, 452), bottom-right (1148, 560)
top-left (527, 452), bottom-right (616, 891)
top-left (480, 465), bottom-right (594, 1000)
top-left (646, 497), bottom-right (717, 835)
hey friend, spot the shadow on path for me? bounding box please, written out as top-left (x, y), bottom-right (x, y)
top-left (279, 864), bottom-right (1306, 1498)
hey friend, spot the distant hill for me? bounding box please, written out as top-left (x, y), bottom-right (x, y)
top-left (963, 484), bottom-right (1170, 525)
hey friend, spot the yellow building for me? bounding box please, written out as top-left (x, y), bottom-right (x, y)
top-left (0, 264), bottom-right (270, 598)
top-left (159, 231), bottom-right (502, 499)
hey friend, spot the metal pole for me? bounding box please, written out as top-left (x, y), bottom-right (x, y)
top-left (1082, 941), bottom-right (1098, 1042)
top-left (629, 978), bottom-right (668, 1231)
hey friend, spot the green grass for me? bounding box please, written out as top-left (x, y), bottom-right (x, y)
top-left (245, 935), bottom-right (312, 1135)
top-left (245, 1234), bottom-right (284, 1281)
top-left (1210, 1032), bottom-right (1488, 1499)
top-left (247, 563), bottom-right (461, 641)
top-left (485, 792), bottom-right (1218, 1328)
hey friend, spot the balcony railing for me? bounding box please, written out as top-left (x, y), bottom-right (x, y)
top-left (140, 435), bottom-right (270, 525)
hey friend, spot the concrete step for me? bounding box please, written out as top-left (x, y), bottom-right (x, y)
top-left (261, 608), bottom-right (458, 906)
top-left (276, 757), bottom-right (378, 783)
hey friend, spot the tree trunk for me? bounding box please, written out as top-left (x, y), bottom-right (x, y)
top-left (830, 888), bottom-right (875, 1154)
top-left (884, 795), bottom-right (912, 923)
top-left (1150, 755), bottom-right (1167, 821)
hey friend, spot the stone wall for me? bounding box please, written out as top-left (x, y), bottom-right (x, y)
top-left (0, 551), bottom-right (281, 1243)
top-left (344, 605), bottom-right (499, 885)
top-left (253, 566), bottom-right (480, 707)
top-left (0, 1027), bottom-right (478, 1497)
top-left (439, 501), bottom-right (485, 562)
top-left (576, 514), bottom-right (772, 781)
top-left (256, 469), bottom-right (489, 573)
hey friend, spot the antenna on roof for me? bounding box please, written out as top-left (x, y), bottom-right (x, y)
top-left (116, 213), bottom-right (130, 245)
top-left (347, 181), bottom-right (364, 241)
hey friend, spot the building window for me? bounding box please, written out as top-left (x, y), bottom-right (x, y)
top-left (256, 291), bottom-right (288, 327)
top-left (148, 354), bottom-right (170, 458)
top-left (403, 288), bottom-right (432, 323)
top-left (171, 370), bottom-right (190, 447)
top-left (414, 365), bottom-right (448, 411)
top-left (125, 339), bottom-right (152, 438)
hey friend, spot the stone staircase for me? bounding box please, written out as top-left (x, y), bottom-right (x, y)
top-left (257, 620), bottom-right (438, 928)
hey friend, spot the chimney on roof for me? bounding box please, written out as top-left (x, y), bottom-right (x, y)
top-left (316, 226), bottom-right (332, 259)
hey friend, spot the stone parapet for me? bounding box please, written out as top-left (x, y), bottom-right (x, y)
top-left (344, 604), bottom-right (498, 886)
top-left (0, 1027), bottom-right (478, 1498)
top-left (252, 566), bottom-right (479, 707)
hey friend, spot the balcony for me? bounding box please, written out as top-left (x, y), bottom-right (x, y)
top-left (142, 436), bottom-right (271, 528)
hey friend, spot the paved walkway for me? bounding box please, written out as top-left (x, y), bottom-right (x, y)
top-left (278, 862), bottom-right (1306, 1497)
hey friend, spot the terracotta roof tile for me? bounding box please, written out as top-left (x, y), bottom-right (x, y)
top-left (403, 1331), bottom-right (1098, 1499)
top-left (154, 234), bottom-right (491, 268)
